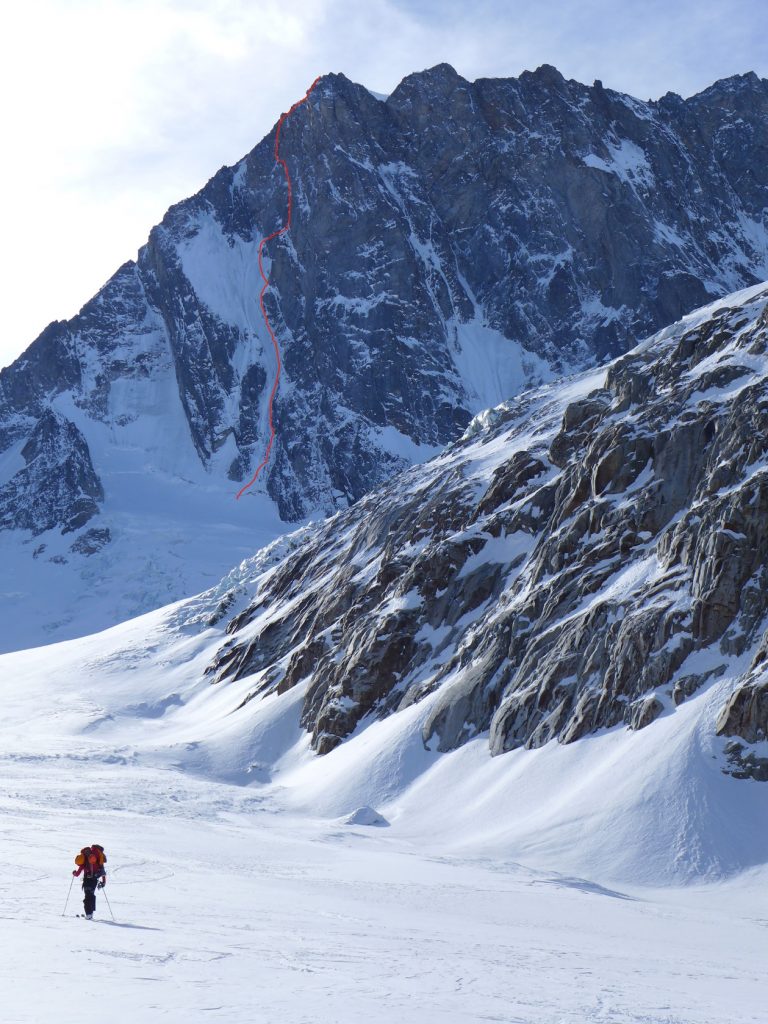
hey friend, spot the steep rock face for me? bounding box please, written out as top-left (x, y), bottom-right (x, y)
top-left (2, 66), bottom-right (768, 530)
top-left (194, 284), bottom-right (768, 764)
top-left (2, 66), bottom-right (768, 652)
top-left (0, 410), bottom-right (102, 535)
top-left (717, 684), bottom-right (768, 745)
top-left (133, 66), bottom-right (768, 514)
top-left (389, 66), bottom-right (768, 364)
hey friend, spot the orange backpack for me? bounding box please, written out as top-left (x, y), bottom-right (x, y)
top-left (91, 844), bottom-right (107, 869)
top-left (74, 845), bottom-right (106, 875)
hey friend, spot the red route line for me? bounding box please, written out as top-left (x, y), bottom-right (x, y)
top-left (236, 76), bottom-right (322, 501)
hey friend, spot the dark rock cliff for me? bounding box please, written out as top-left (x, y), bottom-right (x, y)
top-left (197, 284), bottom-right (768, 765)
top-left (1, 65), bottom-right (767, 531)
top-left (0, 410), bottom-right (103, 535)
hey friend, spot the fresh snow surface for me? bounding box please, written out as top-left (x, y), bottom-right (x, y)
top-left (1, 594), bottom-right (768, 1023)
top-left (452, 318), bottom-right (554, 411)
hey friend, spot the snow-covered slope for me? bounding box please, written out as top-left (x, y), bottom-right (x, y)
top-left (4, 283), bottom-right (768, 894)
top-left (2, 66), bottom-right (768, 651)
top-left (2, 510), bottom-right (768, 894)
top-left (4, 740), bottom-right (767, 1024)
top-left (197, 281), bottom-right (768, 780)
top-left (4, 287), bottom-right (768, 1022)
top-left (0, 462), bottom-right (286, 654)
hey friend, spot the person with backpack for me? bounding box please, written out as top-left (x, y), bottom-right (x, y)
top-left (72, 844), bottom-right (107, 919)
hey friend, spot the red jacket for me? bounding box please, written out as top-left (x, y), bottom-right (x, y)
top-left (73, 863), bottom-right (105, 879)
top-left (72, 849), bottom-right (106, 880)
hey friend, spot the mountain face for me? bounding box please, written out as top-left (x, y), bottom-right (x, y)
top-left (197, 283), bottom-right (768, 776)
top-left (0, 410), bottom-right (103, 535)
top-left (1, 65), bottom-right (768, 649)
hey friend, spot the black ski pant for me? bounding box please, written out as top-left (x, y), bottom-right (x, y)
top-left (82, 876), bottom-right (99, 916)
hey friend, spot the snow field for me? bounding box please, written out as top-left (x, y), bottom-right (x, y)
top-left (0, 599), bottom-right (767, 1021)
top-left (1, 757), bottom-right (766, 1024)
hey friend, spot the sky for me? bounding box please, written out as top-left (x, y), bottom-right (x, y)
top-left (1, 0), bottom-right (766, 369)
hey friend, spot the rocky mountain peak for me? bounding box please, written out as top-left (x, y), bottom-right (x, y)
top-left (523, 62), bottom-right (567, 87)
top-left (690, 69), bottom-right (766, 102)
top-left (389, 62), bottom-right (465, 99)
top-left (1, 64), bottom-right (768, 649)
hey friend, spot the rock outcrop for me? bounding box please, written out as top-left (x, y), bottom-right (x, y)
top-left (193, 284), bottom-right (768, 766)
top-left (0, 410), bottom-right (102, 535)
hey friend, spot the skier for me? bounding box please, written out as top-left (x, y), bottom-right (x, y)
top-left (72, 844), bottom-right (107, 919)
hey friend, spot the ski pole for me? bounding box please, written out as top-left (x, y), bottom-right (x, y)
top-left (62, 876), bottom-right (75, 917)
top-left (101, 886), bottom-right (115, 921)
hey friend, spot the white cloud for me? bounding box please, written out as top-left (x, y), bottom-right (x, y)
top-left (0, 0), bottom-right (766, 367)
